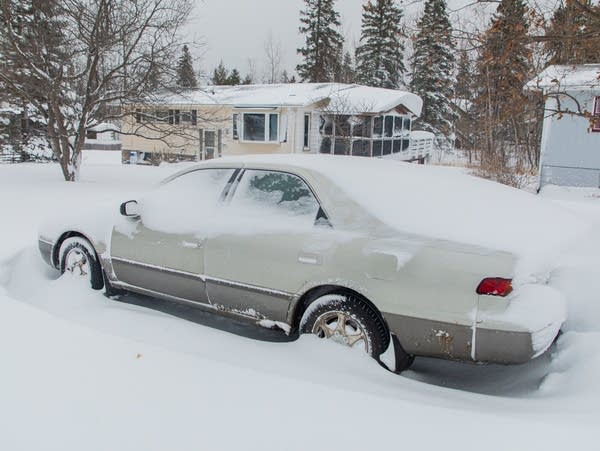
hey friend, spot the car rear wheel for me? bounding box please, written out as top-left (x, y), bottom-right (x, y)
top-left (59, 237), bottom-right (104, 290)
top-left (299, 293), bottom-right (390, 358)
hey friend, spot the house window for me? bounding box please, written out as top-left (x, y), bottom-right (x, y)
top-left (319, 114), bottom-right (411, 157)
top-left (593, 97), bottom-right (600, 132)
top-left (180, 110), bottom-right (197, 125)
top-left (232, 113), bottom-right (239, 139)
top-left (303, 114), bottom-right (310, 149)
top-left (205, 130), bottom-right (216, 159)
top-left (86, 130), bottom-right (97, 140)
top-left (242, 112), bottom-right (279, 142)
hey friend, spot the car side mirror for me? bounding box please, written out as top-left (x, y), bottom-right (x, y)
top-left (120, 200), bottom-right (140, 217)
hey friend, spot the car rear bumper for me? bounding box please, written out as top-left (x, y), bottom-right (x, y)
top-left (473, 321), bottom-right (561, 364)
top-left (383, 313), bottom-right (562, 364)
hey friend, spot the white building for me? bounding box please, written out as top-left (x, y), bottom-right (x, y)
top-left (121, 83), bottom-right (434, 164)
top-left (526, 64), bottom-right (600, 188)
top-left (84, 122), bottom-right (121, 152)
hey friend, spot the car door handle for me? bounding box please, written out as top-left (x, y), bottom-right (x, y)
top-left (182, 240), bottom-right (205, 249)
top-left (298, 253), bottom-right (321, 265)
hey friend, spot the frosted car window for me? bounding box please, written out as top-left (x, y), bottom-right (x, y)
top-left (232, 170), bottom-right (320, 221)
top-left (140, 168), bottom-right (235, 233)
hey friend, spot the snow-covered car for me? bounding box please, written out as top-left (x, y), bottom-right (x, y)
top-left (38, 155), bottom-right (574, 372)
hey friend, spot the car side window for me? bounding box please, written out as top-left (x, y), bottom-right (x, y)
top-left (140, 168), bottom-right (235, 233)
top-left (231, 169), bottom-right (321, 222)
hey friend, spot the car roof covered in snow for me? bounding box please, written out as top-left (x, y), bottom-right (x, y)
top-left (526, 64), bottom-right (600, 91)
top-left (151, 83), bottom-right (423, 116)
top-left (173, 154), bottom-right (589, 257)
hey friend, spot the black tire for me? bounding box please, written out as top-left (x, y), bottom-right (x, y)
top-left (300, 293), bottom-right (390, 358)
top-left (59, 237), bottom-right (104, 290)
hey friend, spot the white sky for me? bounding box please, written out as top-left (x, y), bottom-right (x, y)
top-left (186, 0), bottom-right (499, 81)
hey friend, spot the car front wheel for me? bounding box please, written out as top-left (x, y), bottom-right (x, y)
top-left (59, 236), bottom-right (104, 290)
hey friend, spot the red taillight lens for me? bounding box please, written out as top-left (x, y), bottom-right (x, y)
top-left (476, 278), bottom-right (513, 296)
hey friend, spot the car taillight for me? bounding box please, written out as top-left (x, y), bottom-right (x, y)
top-left (476, 278), bottom-right (513, 296)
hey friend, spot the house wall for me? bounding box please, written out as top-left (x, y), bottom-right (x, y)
top-left (540, 90), bottom-right (600, 188)
top-left (121, 104), bottom-right (309, 160)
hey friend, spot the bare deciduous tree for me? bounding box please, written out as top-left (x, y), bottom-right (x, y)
top-left (0, 0), bottom-right (193, 181)
top-left (263, 31), bottom-right (283, 84)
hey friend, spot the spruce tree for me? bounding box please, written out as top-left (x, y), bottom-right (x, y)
top-left (336, 51), bottom-right (356, 84)
top-left (211, 61), bottom-right (230, 85)
top-left (296, 0), bottom-right (344, 82)
top-left (227, 68), bottom-right (241, 85)
top-left (545, 0), bottom-right (600, 65)
top-left (409, 0), bottom-right (456, 146)
top-left (355, 0), bottom-right (405, 89)
top-left (454, 50), bottom-right (473, 101)
top-left (176, 45), bottom-right (197, 88)
top-left (473, 0), bottom-right (534, 175)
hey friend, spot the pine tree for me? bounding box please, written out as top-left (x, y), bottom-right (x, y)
top-left (211, 61), bottom-right (230, 85)
top-left (355, 0), bottom-right (405, 89)
top-left (227, 68), bottom-right (241, 85)
top-left (473, 0), bottom-right (534, 177)
top-left (336, 51), bottom-right (356, 84)
top-left (545, 0), bottom-right (600, 65)
top-left (409, 0), bottom-right (456, 146)
top-left (296, 0), bottom-right (344, 82)
top-left (242, 74), bottom-right (253, 85)
top-left (175, 45), bottom-right (197, 88)
top-left (454, 50), bottom-right (473, 101)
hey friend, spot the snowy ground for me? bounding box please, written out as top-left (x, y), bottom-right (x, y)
top-left (1, 152), bottom-right (599, 450)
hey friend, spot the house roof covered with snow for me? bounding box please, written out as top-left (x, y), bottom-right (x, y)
top-left (153, 83), bottom-right (423, 116)
top-left (526, 64), bottom-right (600, 92)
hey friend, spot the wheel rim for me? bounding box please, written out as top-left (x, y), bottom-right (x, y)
top-left (64, 248), bottom-right (91, 279)
top-left (311, 311), bottom-right (370, 353)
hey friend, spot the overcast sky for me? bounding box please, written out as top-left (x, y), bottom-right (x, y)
top-left (186, 0), bottom-right (494, 82)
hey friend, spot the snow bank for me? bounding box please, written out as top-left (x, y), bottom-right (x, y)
top-left (1, 158), bottom-right (600, 451)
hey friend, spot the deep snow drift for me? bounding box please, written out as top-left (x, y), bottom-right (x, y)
top-left (0, 152), bottom-right (599, 451)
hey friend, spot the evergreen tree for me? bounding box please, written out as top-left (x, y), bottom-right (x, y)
top-left (242, 74), bottom-right (253, 85)
top-left (296, 0), bottom-right (344, 82)
top-left (211, 61), bottom-right (230, 85)
top-left (409, 0), bottom-right (456, 146)
top-left (336, 51), bottom-right (356, 84)
top-left (355, 0), bottom-right (405, 88)
top-left (473, 0), bottom-right (535, 176)
top-left (454, 50), bottom-right (473, 101)
top-left (545, 0), bottom-right (600, 65)
top-left (175, 45), bottom-right (197, 88)
top-left (227, 68), bottom-right (241, 85)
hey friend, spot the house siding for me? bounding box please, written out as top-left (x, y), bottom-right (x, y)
top-left (539, 91), bottom-right (600, 188)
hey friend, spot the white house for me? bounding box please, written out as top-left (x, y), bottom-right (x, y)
top-left (121, 83), bottom-right (434, 164)
top-left (83, 122), bottom-right (121, 151)
top-left (526, 64), bottom-right (600, 188)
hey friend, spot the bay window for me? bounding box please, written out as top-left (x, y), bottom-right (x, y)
top-left (242, 112), bottom-right (279, 142)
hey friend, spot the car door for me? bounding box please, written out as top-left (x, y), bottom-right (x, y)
top-left (110, 167), bottom-right (237, 304)
top-left (203, 168), bottom-right (331, 322)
